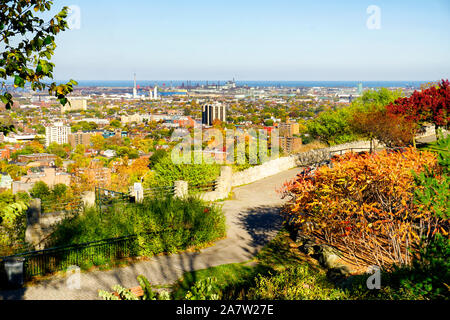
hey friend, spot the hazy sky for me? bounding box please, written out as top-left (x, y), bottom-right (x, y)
top-left (48, 0), bottom-right (450, 81)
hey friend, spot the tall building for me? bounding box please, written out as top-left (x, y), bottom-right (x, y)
top-left (278, 119), bottom-right (300, 137)
top-left (278, 118), bottom-right (302, 154)
top-left (202, 103), bottom-right (226, 125)
top-left (133, 73), bottom-right (138, 98)
top-left (68, 130), bottom-right (94, 148)
top-left (153, 86), bottom-right (158, 100)
top-left (45, 122), bottom-right (70, 147)
top-left (279, 136), bottom-right (302, 154)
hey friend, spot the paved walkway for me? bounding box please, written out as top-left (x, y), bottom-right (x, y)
top-left (0, 167), bottom-right (301, 300)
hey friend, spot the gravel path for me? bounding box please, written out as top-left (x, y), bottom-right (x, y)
top-left (0, 167), bottom-right (300, 300)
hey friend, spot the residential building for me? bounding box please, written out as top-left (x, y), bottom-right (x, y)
top-left (202, 103), bottom-right (227, 125)
top-left (68, 131), bottom-right (94, 148)
top-left (279, 136), bottom-right (302, 154)
top-left (61, 98), bottom-right (87, 113)
top-left (17, 153), bottom-right (57, 166)
top-left (278, 119), bottom-right (300, 137)
top-left (121, 114), bottom-right (142, 124)
top-left (45, 122), bottom-right (70, 146)
top-left (12, 166), bottom-right (71, 194)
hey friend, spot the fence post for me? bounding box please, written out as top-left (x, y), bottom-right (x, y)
top-left (82, 191), bottom-right (96, 207)
top-left (132, 183), bottom-right (144, 203)
top-left (174, 181), bottom-right (188, 199)
top-left (215, 166), bottom-right (232, 196)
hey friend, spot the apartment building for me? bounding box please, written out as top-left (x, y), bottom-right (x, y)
top-left (45, 122), bottom-right (70, 147)
top-left (202, 103), bottom-right (227, 125)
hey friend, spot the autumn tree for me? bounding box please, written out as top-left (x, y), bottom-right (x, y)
top-left (387, 79), bottom-right (450, 132)
top-left (90, 133), bottom-right (105, 151)
top-left (352, 109), bottom-right (416, 149)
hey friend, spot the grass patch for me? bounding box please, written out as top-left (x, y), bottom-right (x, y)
top-left (172, 262), bottom-right (268, 300)
top-left (171, 230), bottom-right (335, 300)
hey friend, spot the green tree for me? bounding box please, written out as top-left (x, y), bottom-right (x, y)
top-left (30, 181), bottom-right (50, 199)
top-left (0, 0), bottom-right (77, 109)
top-left (32, 123), bottom-right (46, 134)
top-left (52, 183), bottom-right (67, 198)
top-left (0, 190), bottom-right (29, 255)
top-left (148, 149), bottom-right (167, 167)
top-left (110, 119), bottom-right (122, 128)
top-left (47, 142), bottom-right (71, 158)
top-left (307, 107), bottom-right (357, 145)
top-left (351, 88), bottom-right (403, 113)
top-left (150, 155), bottom-right (220, 188)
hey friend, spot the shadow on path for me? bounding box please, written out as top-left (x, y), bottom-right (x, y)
top-left (238, 205), bottom-right (283, 249)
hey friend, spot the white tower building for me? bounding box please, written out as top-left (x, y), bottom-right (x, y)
top-left (153, 86), bottom-right (158, 100)
top-left (45, 122), bottom-right (70, 147)
top-left (133, 73), bottom-right (137, 98)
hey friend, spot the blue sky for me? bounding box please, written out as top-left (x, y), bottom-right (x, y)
top-left (49, 0), bottom-right (450, 81)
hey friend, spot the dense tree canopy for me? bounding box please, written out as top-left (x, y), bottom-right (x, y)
top-left (387, 79), bottom-right (449, 128)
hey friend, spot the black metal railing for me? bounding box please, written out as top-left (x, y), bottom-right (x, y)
top-left (95, 186), bottom-right (132, 211)
top-left (0, 228), bottom-right (189, 280)
top-left (143, 185), bottom-right (175, 198)
top-left (40, 197), bottom-right (84, 215)
top-left (0, 235), bottom-right (137, 280)
top-left (189, 181), bottom-right (218, 193)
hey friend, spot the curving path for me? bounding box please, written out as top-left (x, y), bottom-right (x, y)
top-left (0, 167), bottom-right (301, 300)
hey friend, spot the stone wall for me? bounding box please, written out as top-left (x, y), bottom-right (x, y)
top-left (231, 139), bottom-right (375, 187)
top-left (200, 166), bottom-right (232, 201)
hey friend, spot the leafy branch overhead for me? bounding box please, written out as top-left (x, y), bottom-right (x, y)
top-left (0, 0), bottom-right (77, 109)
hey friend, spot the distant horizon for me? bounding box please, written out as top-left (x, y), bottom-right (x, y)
top-left (52, 79), bottom-right (434, 88)
top-left (7, 79), bottom-right (437, 89)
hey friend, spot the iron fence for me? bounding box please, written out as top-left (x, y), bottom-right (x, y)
top-left (40, 197), bottom-right (84, 215)
top-left (0, 235), bottom-right (137, 280)
top-left (0, 228), bottom-right (188, 280)
top-left (143, 185), bottom-right (174, 198)
top-left (189, 181), bottom-right (218, 193)
top-left (95, 186), bottom-right (132, 211)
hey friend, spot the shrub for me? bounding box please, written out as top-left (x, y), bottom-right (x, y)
top-left (48, 196), bottom-right (226, 260)
top-left (0, 191), bottom-right (29, 255)
top-left (280, 148), bottom-right (445, 267)
top-left (150, 156), bottom-right (220, 188)
top-left (246, 265), bottom-right (347, 300)
top-left (184, 277), bottom-right (220, 300)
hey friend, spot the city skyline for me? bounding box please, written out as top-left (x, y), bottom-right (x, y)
top-left (48, 0), bottom-right (450, 81)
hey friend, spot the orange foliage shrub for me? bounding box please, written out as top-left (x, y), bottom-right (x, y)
top-left (281, 148), bottom-right (445, 267)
